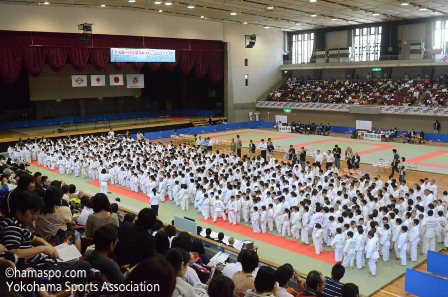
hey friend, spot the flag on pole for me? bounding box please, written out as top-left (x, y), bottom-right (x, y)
top-left (91, 75), bottom-right (106, 87)
top-left (71, 75), bottom-right (88, 87)
top-left (109, 74), bottom-right (124, 86)
top-left (126, 74), bottom-right (144, 88)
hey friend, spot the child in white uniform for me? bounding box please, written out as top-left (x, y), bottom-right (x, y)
top-left (343, 231), bottom-right (356, 268)
top-left (99, 169), bottom-right (111, 194)
top-left (331, 228), bottom-right (345, 262)
top-left (313, 223), bottom-right (323, 255)
top-left (251, 206), bottom-right (261, 234)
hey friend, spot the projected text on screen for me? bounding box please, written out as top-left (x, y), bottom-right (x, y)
top-left (111, 48), bottom-right (176, 62)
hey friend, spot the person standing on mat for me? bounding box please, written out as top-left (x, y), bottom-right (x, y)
top-left (149, 187), bottom-right (160, 216)
top-left (99, 168), bottom-right (111, 194)
top-left (299, 147), bottom-right (307, 169)
top-left (248, 140), bottom-right (256, 159)
top-left (259, 139), bottom-right (267, 160)
top-left (236, 135), bottom-right (242, 158)
top-left (333, 145), bottom-right (341, 169)
top-left (389, 149), bottom-right (400, 179)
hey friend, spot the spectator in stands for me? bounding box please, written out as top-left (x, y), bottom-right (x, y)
top-left (323, 263), bottom-right (345, 297)
top-left (120, 256), bottom-right (176, 297)
top-left (244, 266), bottom-right (276, 297)
top-left (208, 275), bottom-right (235, 297)
top-left (192, 238), bottom-right (209, 265)
top-left (1, 173), bottom-right (34, 213)
top-left (171, 232), bottom-right (203, 286)
top-left (341, 283), bottom-right (359, 297)
top-left (232, 249), bottom-right (259, 297)
top-left (216, 232), bottom-right (225, 244)
top-left (155, 230), bottom-right (170, 255)
top-left (165, 224), bottom-right (177, 245)
top-left (0, 175), bottom-right (10, 204)
top-left (35, 186), bottom-right (80, 250)
top-left (228, 237), bottom-right (235, 248)
top-left (85, 193), bottom-right (119, 238)
top-left (166, 247), bottom-right (197, 297)
top-left (276, 264), bottom-right (303, 297)
top-left (0, 191), bottom-right (56, 269)
top-left (297, 270), bottom-right (325, 297)
top-left (152, 219), bottom-right (164, 235)
top-left (86, 225), bottom-right (124, 284)
top-left (77, 195), bottom-right (94, 225)
top-left (205, 228), bottom-right (213, 240)
top-left (222, 249), bottom-right (245, 278)
top-left (116, 208), bottom-right (156, 267)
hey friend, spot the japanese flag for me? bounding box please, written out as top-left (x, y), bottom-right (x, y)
top-left (126, 74), bottom-right (145, 89)
top-left (91, 75), bottom-right (106, 87)
top-left (71, 75), bottom-right (87, 87)
top-left (109, 74), bottom-right (124, 86)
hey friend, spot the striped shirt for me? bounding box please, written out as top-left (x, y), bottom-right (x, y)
top-left (0, 217), bottom-right (45, 268)
top-left (322, 276), bottom-right (343, 297)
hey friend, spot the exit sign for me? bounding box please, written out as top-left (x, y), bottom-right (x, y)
top-left (283, 108), bottom-right (292, 113)
top-left (371, 67), bottom-right (382, 72)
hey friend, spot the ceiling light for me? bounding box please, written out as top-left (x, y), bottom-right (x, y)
top-left (200, 15), bottom-right (205, 18)
top-left (309, 0), bottom-right (317, 2)
top-left (310, 14), bottom-right (317, 17)
top-left (372, 12), bottom-right (380, 16)
top-left (331, 18), bottom-right (338, 21)
top-left (128, 0), bottom-right (136, 2)
top-left (154, 0), bottom-right (162, 4)
top-left (419, 7), bottom-right (428, 11)
top-left (264, 26), bottom-right (270, 29)
top-left (230, 12), bottom-right (237, 16)
top-left (165, 0), bottom-right (173, 5)
top-left (187, 4), bottom-right (195, 9)
top-left (401, 2), bottom-right (409, 6)
top-left (42, 1), bottom-right (50, 4)
top-left (295, 22), bottom-right (300, 25)
top-left (243, 21), bottom-right (248, 25)
top-left (100, 4), bottom-right (106, 7)
top-left (159, 9), bottom-right (163, 12)
top-left (266, 6), bottom-right (274, 10)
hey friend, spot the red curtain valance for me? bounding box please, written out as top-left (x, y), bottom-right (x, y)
top-left (0, 47), bottom-right (224, 84)
top-left (0, 30), bottom-right (224, 84)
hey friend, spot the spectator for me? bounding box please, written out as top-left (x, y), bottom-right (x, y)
top-left (228, 237), bottom-right (235, 248)
top-left (276, 264), bottom-right (302, 297)
top-left (171, 232), bottom-right (203, 286)
top-left (205, 228), bottom-right (213, 239)
top-left (232, 249), bottom-right (259, 297)
top-left (77, 195), bottom-right (94, 225)
top-left (341, 283), bottom-right (359, 297)
top-left (222, 250), bottom-right (245, 278)
top-left (166, 248), bottom-right (197, 297)
top-left (165, 224), bottom-right (177, 245)
top-left (323, 263), bottom-right (345, 297)
top-left (35, 186), bottom-right (80, 250)
top-left (85, 193), bottom-right (119, 238)
top-left (192, 239), bottom-right (209, 264)
top-left (244, 266), bottom-right (276, 297)
top-left (297, 270), bottom-right (325, 297)
top-left (120, 256), bottom-right (176, 297)
top-left (86, 225), bottom-right (124, 284)
top-left (216, 232), bottom-right (225, 244)
top-left (116, 208), bottom-right (156, 267)
top-left (208, 275), bottom-right (235, 297)
top-left (0, 191), bottom-right (55, 269)
top-left (155, 230), bottom-right (170, 255)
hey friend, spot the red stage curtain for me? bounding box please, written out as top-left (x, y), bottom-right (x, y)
top-left (90, 48), bottom-right (110, 71)
top-left (47, 47), bottom-right (68, 72)
top-left (132, 62), bottom-right (144, 71)
top-left (178, 51), bottom-right (195, 76)
top-left (209, 52), bottom-right (224, 84)
top-left (164, 50), bottom-right (179, 71)
top-left (23, 47), bottom-right (47, 77)
top-left (194, 52), bottom-right (210, 79)
top-left (0, 48), bottom-right (23, 84)
top-left (113, 62), bottom-right (126, 71)
top-left (69, 48), bottom-right (89, 71)
top-left (147, 62), bottom-right (161, 71)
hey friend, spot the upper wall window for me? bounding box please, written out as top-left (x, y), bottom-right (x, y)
top-left (291, 32), bottom-right (314, 64)
top-left (351, 26), bottom-right (382, 62)
top-left (433, 19), bottom-right (448, 53)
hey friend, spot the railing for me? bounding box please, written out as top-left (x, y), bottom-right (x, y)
top-left (283, 54), bottom-right (440, 65)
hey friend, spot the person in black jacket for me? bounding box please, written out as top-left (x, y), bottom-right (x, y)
top-left (116, 208), bottom-right (156, 267)
top-left (299, 147), bottom-right (307, 169)
top-left (351, 153), bottom-right (360, 170)
top-left (389, 149), bottom-right (400, 179)
top-left (333, 145), bottom-right (342, 169)
top-left (287, 145), bottom-right (296, 161)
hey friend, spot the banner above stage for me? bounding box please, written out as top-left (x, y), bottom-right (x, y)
top-left (111, 48), bottom-right (176, 63)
